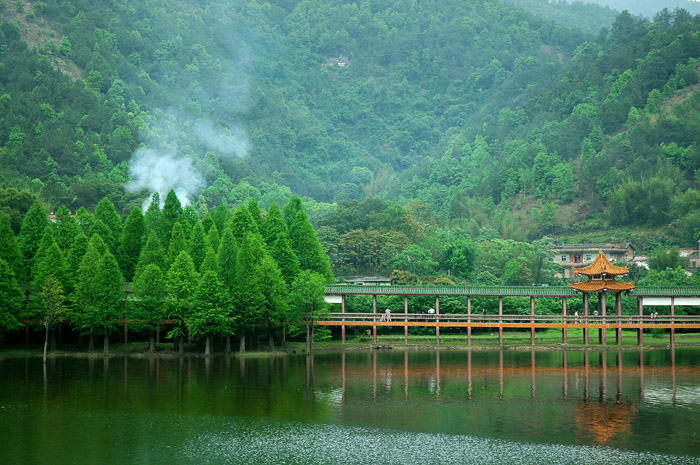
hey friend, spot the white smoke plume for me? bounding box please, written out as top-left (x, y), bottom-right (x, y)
top-left (126, 148), bottom-right (205, 209)
top-left (193, 118), bottom-right (250, 158)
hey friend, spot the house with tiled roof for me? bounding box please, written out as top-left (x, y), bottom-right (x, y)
top-left (551, 242), bottom-right (635, 278)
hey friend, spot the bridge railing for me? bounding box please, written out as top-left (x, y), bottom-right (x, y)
top-left (322, 313), bottom-right (700, 325)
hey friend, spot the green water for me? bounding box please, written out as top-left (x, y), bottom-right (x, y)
top-left (1, 348), bottom-right (699, 464)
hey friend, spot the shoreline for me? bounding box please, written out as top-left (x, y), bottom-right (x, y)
top-left (2, 339), bottom-right (698, 359)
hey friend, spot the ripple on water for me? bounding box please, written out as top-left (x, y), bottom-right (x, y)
top-left (181, 419), bottom-right (700, 465)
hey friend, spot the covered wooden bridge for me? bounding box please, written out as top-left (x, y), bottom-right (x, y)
top-left (322, 254), bottom-right (700, 347)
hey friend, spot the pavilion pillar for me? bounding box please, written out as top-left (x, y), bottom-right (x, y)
top-left (670, 297), bottom-right (675, 346)
top-left (583, 293), bottom-right (589, 345)
top-left (637, 297), bottom-right (644, 346)
top-left (435, 296), bottom-right (440, 347)
top-left (599, 292), bottom-right (606, 345)
top-left (373, 295), bottom-right (377, 345)
top-left (615, 293), bottom-right (622, 346)
top-left (498, 296), bottom-right (503, 346)
top-left (530, 296), bottom-right (535, 346)
top-left (341, 295), bottom-right (346, 344)
top-left (562, 297), bottom-right (567, 344)
top-left (467, 296), bottom-right (472, 346)
top-left (404, 296), bottom-right (408, 345)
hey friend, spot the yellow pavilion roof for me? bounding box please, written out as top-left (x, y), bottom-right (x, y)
top-left (574, 252), bottom-right (629, 277)
top-left (568, 280), bottom-right (636, 293)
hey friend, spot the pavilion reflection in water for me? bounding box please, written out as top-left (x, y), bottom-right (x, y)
top-left (333, 347), bottom-right (688, 444)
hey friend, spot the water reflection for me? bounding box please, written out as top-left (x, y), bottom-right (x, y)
top-left (1, 347), bottom-right (700, 462)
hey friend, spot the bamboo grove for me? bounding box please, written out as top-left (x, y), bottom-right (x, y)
top-left (0, 191), bottom-right (333, 356)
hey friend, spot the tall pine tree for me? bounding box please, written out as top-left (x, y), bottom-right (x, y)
top-left (117, 206), bottom-right (145, 281)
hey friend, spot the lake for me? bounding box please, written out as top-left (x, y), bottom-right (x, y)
top-left (1, 348), bottom-right (699, 464)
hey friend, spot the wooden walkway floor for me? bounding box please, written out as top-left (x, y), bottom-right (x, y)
top-left (315, 313), bottom-right (700, 346)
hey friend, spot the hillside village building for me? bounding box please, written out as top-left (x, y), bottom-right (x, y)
top-left (551, 242), bottom-right (635, 278)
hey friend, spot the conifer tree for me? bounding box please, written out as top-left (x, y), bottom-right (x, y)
top-left (212, 204), bottom-right (231, 236)
top-left (230, 205), bottom-right (259, 245)
top-left (271, 234), bottom-right (301, 286)
top-left (65, 233), bottom-right (89, 292)
top-left (161, 190), bottom-right (183, 248)
top-left (32, 234), bottom-right (68, 294)
top-left (261, 203), bottom-right (287, 246)
top-left (88, 218), bottom-right (116, 253)
top-left (233, 232), bottom-right (265, 353)
top-left (288, 270), bottom-right (327, 355)
top-left (217, 229), bottom-right (238, 295)
top-left (188, 220), bottom-right (206, 272)
top-left (283, 195), bottom-right (303, 228)
top-left (205, 224), bottom-right (220, 252)
top-left (0, 213), bottom-right (23, 281)
top-left (289, 209), bottom-right (334, 283)
top-left (52, 205), bottom-right (81, 251)
top-left (201, 212), bottom-right (214, 234)
top-left (166, 251), bottom-right (198, 354)
top-left (39, 274), bottom-right (65, 363)
top-left (189, 270), bottom-right (235, 356)
top-left (136, 230), bottom-right (166, 274)
top-left (75, 207), bottom-right (94, 236)
top-left (94, 198), bottom-right (122, 253)
top-left (167, 222), bottom-right (186, 269)
top-left (0, 258), bottom-right (22, 338)
top-left (18, 200), bottom-right (48, 278)
top-left (117, 206), bottom-right (145, 281)
top-left (132, 263), bottom-right (167, 353)
top-left (200, 244), bottom-right (219, 275)
top-left (144, 192), bottom-right (163, 234)
top-left (248, 198), bottom-right (264, 231)
top-left (31, 227), bottom-right (56, 282)
top-left (257, 254), bottom-right (288, 351)
top-left (73, 237), bottom-right (106, 353)
top-left (93, 251), bottom-right (124, 354)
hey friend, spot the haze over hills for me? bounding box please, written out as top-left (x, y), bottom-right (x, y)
top-left (2, 0), bottom-right (700, 251)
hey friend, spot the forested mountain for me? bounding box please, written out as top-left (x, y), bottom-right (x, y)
top-left (577, 0), bottom-right (700, 19)
top-left (2, 0), bottom-right (700, 265)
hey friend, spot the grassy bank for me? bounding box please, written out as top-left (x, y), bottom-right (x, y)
top-left (2, 329), bottom-right (698, 358)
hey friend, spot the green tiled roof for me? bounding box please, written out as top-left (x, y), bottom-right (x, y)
top-left (325, 285), bottom-right (577, 297)
top-left (325, 285), bottom-right (700, 298)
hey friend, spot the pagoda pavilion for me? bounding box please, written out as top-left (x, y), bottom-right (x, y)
top-left (568, 252), bottom-right (635, 344)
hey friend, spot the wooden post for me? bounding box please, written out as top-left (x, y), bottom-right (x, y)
top-left (373, 295), bottom-right (377, 345)
top-left (435, 296), bottom-right (440, 347)
top-left (562, 297), bottom-right (568, 344)
top-left (530, 296), bottom-right (535, 346)
top-left (637, 297), bottom-right (644, 346)
top-left (341, 295), bottom-right (346, 344)
top-left (615, 293), bottom-right (622, 345)
top-left (404, 295), bottom-right (408, 345)
top-left (583, 293), bottom-right (589, 345)
top-left (600, 292), bottom-right (606, 345)
top-left (670, 297), bottom-right (675, 346)
top-left (498, 296), bottom-right (503, 346)
top-left (467, 296), bottom-right (472, 346)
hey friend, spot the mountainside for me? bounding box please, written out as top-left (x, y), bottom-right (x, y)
top-left (2, 0), bottom-right (700, 251)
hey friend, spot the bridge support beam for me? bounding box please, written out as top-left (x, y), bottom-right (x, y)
top-left (637, 297), bottom-right (644, 346)
top-left (616, 293), bottom-right (622, 345)
top-left (373, 295), bottom-right (377, 345)
top-left (583, 293), bottom-right (589, 345)
top-left (670, 297), bottom-right (675, 346)
top-left (599, 292), bottom-right (606, 345)
top-left (467, 296), bottom-right (472, 346)
top-left (498, 297), bottom-right (503, 346)
top-left (530, 296), bottom-right (535, 346)
top-left (404, 296), bottom-right (408, 345)
top-left (435, 296), bottom-right (440, 347)
top-left (341, 295), bottom-right (346, 344)
top-left (562, 298), bottom-right (568, 344)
